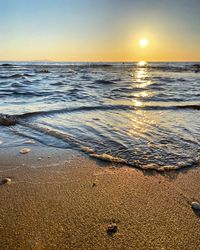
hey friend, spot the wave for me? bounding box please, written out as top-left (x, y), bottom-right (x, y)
top-left (177, 105), bottom-right (200, 110)
top-left (140, 158), bottom-right (200, 172)
top-left (82, 145), bottom-right (200, 172)
top-left (0, 73), bottom-right (33, 79)
top-left (88, 153), bottom-right (128, 164)
top-left (36, 69), bottom-right (50, 73)
top-left (0, 104), bottom-right (199, 123)
top-left (138, 64), bottom-right (200, 73)
top-left (19, 104), bottom-right (200, 117)
top-left (0, 63), bottom-right (14, 67)
top-left (1, 112), bottom-right (199, 172)
top-left (94, 80), bottom-right (116, 85)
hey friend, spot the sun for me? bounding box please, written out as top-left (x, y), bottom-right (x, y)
top-left (139, 38), bottom-right (149, 48)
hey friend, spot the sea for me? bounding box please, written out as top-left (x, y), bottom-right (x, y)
top-left (0, 62), bottom-right (199, 171)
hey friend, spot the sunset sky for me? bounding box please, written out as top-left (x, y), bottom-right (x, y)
top-left (0, 0), bottom-right (200, 62)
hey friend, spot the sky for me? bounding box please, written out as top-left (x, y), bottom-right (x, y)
top-left (0, 0), bottom-right (200, 62)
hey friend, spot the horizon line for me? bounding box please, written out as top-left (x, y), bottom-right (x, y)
top-left (0, 60), bottom-right (200, 63)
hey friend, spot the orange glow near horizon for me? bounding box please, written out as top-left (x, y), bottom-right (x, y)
top-left (0, 34), bottom-right (199, 62)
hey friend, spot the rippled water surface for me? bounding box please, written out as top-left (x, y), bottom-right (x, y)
top-left (0, 62), bottom-right (200, 171)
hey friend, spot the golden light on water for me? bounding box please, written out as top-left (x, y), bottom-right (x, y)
top-left (139, 38), bottom-right (149, 48)
top-left (135, 64), bottom-right (153, 88)
top-left (135, 68), bottom-right (147, 83)
top-left (138, 61), bottom-right (147, 67)
top-left (133, 100), bottom-right (143, 107)
top-left (133, 91), bottom-right (149, 98)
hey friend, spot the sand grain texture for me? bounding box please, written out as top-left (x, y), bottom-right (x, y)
top-left (0, 147), bottom-right (200, 250)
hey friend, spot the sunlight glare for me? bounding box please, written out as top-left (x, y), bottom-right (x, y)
top-left (139, 38), bottom-right (149, 48)
top-left (133, 100), bottom-right (143, 107)
top-left (138, 61), bottom-right (147, 67)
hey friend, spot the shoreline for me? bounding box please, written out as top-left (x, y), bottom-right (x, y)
top-left (0, 145), bottom-right (200, 249)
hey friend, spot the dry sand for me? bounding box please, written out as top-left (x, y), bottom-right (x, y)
top-left (0, 145), bottom-right (200, 250)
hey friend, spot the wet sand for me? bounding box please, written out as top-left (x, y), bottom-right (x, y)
top-left (0, 145), bottom-right (200, 250)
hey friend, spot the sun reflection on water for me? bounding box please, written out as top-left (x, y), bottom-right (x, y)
top-left (134, 63), bottom-right (153, 89)
top-left (130, 61), bottom-right (154, 107)
top-left (135, 68), bottom-right (147, 82)
top-left (133, 91), bottom-right (149, 98)
top-left (133, 100), bottom-right (143, 107)
top-left (138, 61), bottom-right (147, 67)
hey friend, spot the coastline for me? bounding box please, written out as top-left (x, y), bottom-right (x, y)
top-left (0, 144), bottom-right (200, 249)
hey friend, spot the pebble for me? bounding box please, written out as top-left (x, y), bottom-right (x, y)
top-left (191, 202), bottom-right (200, 210)
top-left (0, 115), bottom-right (17, 126)
top-left (20, 148), bottom-right (31, 154)
top-left (107, 223), bottom-right (118, 235)
top-left (0, 178), bottom-right (11, 185)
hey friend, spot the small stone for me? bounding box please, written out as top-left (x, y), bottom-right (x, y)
top-left (107, 223), bottom-right (118, 235)
top-left (38, 157), bottom-right (42, 161)
top-left (191, 202), bottom-right (200, 210)
top-left (0, 178), bottom-right (11, 185)
top-left (20, 148), bottom-right (31, 154)
top-left (0, 115), bottom-right (17, 126)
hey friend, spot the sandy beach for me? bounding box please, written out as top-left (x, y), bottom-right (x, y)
top-left (0, 144), bottom-right (200, 250)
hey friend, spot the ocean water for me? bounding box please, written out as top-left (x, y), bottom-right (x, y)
top-left (0, 62), bottom-right (200, 171)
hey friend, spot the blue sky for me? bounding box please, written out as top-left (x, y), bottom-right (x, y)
top-left (0, 0), bottom-right (200, 61)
